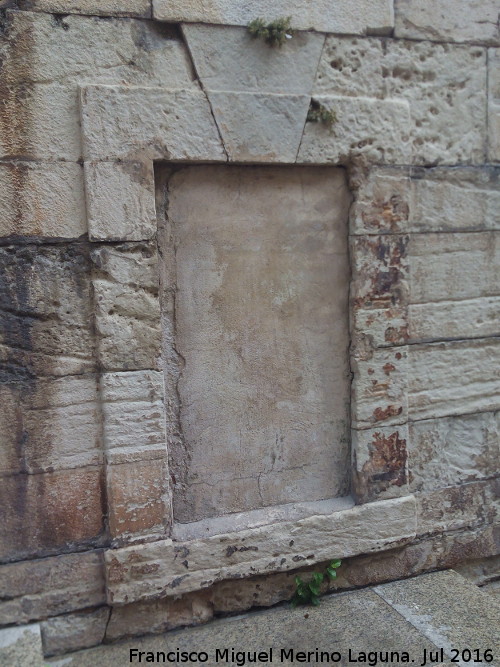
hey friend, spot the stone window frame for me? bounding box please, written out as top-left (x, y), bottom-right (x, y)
top-left (79, 82), bottom-right (416, 607)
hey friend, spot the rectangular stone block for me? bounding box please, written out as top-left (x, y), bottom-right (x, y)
top-left (0, 10), bottom-right (193, 88)
top-left (489, 48), bottom-right (500, 162)
top-left (0, 375), bottom-right (101, 476)
top-left (105, 495), bottom-right (417, 604)
top-left (0, 625), bottom-right (43, 667)
top-left (352, 425), bottom-right (409, 503)
top-left (0, 243), bottom-right (95, 378)
top-left (0, 551), bottom-right (105, 625)
top-left (314, 38), bottom-right (487, 165)
top-left (91, 243), bottom-right (161, 371)
top-left (41, 607), bottom-right (110, 657)
top-left (0, 467), bottom-right (105, 562)
top-left (409, 412), bottom-right (499, 493)
top-left (19, 0), bottom-right (151, 16)
top-left (298, 96), bottom-right (412, 165)
top-left (351, 348), bottom-right (408, 429)
top-left (84, 161), bottom-right (156, 242)
top-left (154, 0), bottom-right (394, 35)
top-left (80, 85), bottom-right (226, 161)
top-left (409, 338), bottom-right (500, 420)
top-left (107, 458), bottom-right (170, 545)
top-left (395, 0), bottom-right (500, 45)
top-left (100, 370), bottom-right (167, 464)
top-left (0, 161), bottom-right (86, 239)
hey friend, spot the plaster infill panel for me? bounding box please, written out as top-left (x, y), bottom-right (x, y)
top-left (164, 166), bottom-right (352, 522)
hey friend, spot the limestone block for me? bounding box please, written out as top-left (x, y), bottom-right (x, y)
top-left (19, 0), bottom-right (150, 16)
top-left (0, 624), bottom-right (44, 667)
top-left (409, 412), bottom-right (500, 493)
top-left (41, 607), bottom-right (110, 657)
top-left (409, 297), bottom-right (500, 343)
top-left (409, 338), bottom-right (500, 420)
top-left (85, 161), bottom-right (156, 242)
top-left (206, 91), bottom-right (309, 163)
top-left (410, 232), bottom-right (500, 304)
top-left (0, 10), bottom-right (194, 88)
top-left (80, 85), bottom-right (226, 161)
top-left (350, 167), bottom-right (411, 236)
top-left (353, 309), bottom-right (409, 348)
top-left (297, 96), bottom-right (412, 165)
top-left (107, 458), bottom-right (170, 545)
top-left (351, 348), bottom-right (408, 429)
top-left (395, 0), bottom-right (500, 45)
top-left (0, 161), bottom-right (86, 239)
top-left (153, 0), bottom-right (394, 35)
top-left (105, 495), bottom-right (416, 604)
top-left (352, 425), bottom-right (409, 502)
top-left (0, 375), bottom-right (101, 476)
top-left (0, 551), bottom-right (106, 625)
top-left (91, 243), bottom-right (161, 371)
top-left (409, 167), bottom-right (500, 233)
top-left (489, 49), bottom-right (500, 162)
top-left (100, 371), bottom-right (167, 464)
top-left (0, 244), bottom-right (95, 378)
top-left (314, 38), bottom-right (487, 165)
top-left (0, 467), bottom-right (105, 562)
top-left (182, 24), bottom-right (324, 95)
top-left (0, 83), bottom-right (81, 160)
top-left (416, 480), bottom-right (499, 537)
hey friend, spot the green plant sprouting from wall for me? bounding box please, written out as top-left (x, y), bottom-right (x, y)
top-left (292, 559), bottom-right (342, 607)
top-left (247, 16), bottom-right (295, 47)
top-left (307, 99), bottom-right (337, 128)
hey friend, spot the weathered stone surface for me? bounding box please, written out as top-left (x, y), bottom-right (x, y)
top-left (351, 348), bottom-right (408, 429)
top-left (182, 24), bottom-right (324, 95)
top-left (408, 338), bottom-right (500, 420)
top-left (0, 467), bottom-right (105, 562)
top-left (0, 551), bottom-right (106, 625)
top-left (154, 0), bottom-right (394, 35)
top-left (0, 244), bottom-right (95, 377)
top-left (100, 371), bottom-right (167, 464)
top-left (0, 375), bottom-right (101, 476)
top-left (489, 48), bottom-right (500, 162)
top-left (80, 86), bottom-right (226, 161)
top-left (0, 10), bottom-right (194, 87)
top-left (416, 480), bottom-right (499, 537)
top-left (352, 425), bottom-right (409, 502)
top-left (314, 38), bottom-right (487, 165)
top-left (107, 458), bottom-right (170, 545)
top-left (105, 495), bottom-right (416, 604)
top-left (91, 243), bottom-right (161, 371)
top-left (455, 554), bottom-right (500, 587)
top-left (395, 0), bottom-right (500, 45)
top-left (19, 0), bottom-right (151, 16)
top-left (298, 96), bottom-right (411, 165)
top-left (84, 161), bottom-right (156, 242)
top-left (409, 297), bottom-right (500, 343)
top-left (0, 624), bottom-right (43, 667)
top-left (105, 593), bottom-right (213, 641)
top-left (41, 607), bottom-right (110, 657)
top-left (166, 166), bottom-right (351, 520)
top-left (409, 412), bottom-right (500, 493)
top-left (0, 161), bottom-right (86, 239)
top-left (410, 232), bottom-right (499, 304)
top-left (207, 91), bottom-right (309, 162)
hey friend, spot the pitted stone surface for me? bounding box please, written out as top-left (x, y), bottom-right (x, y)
top-left (314, 37), bottom-right (487, 165)
top-left (18, 0), bottom-right (151, 16)
top-left (154, 0), bottom-right (394, 35)
top-left (395, 0), bottom-right (500, 45)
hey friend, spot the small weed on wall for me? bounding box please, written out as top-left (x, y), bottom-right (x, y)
top-left (247, 16), bottom-right (295, 47)
top-left (292, 560), bottom-right (342, 607)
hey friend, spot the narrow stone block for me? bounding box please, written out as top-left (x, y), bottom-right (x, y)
top-left (19, 0), bottom-right (151, 16)
top-left (488, 48), bottom-right (500, 162)
top-left (154, 0), bottom-right (394, 35)
top-left (85, 161), bottom-right (156, 242)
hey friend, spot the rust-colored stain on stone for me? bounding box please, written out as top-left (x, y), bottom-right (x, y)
top-left (357, 430), bottom-right (407, 502)
top-left (372, 405), bottom-right (403, 422)
top-left (361, 194), bottom-right (410, 232)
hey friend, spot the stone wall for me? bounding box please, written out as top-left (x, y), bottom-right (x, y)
top-left (0, 0), bottom-right (498, 657)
